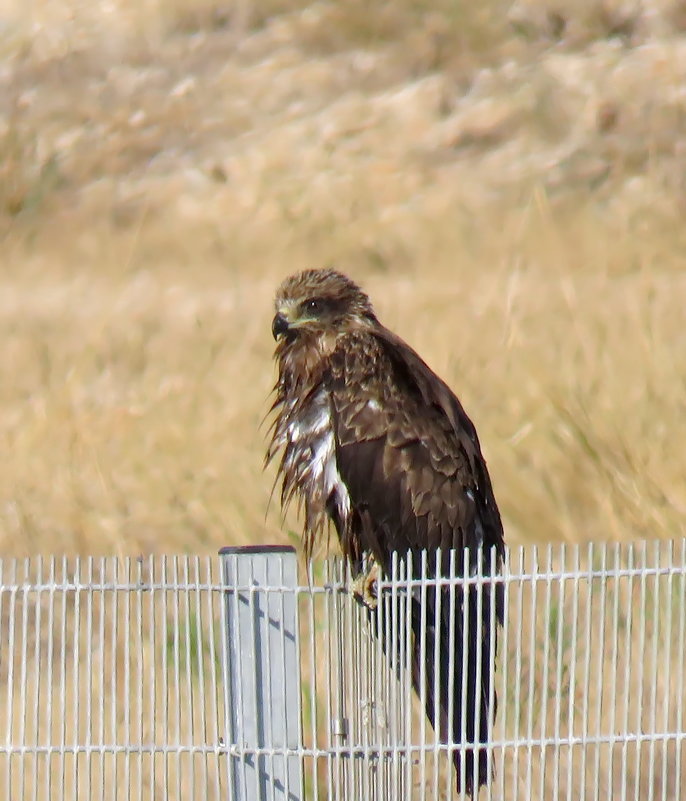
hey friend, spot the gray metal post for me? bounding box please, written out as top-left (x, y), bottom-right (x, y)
top-left (220, 546), bottom-right (303, 801)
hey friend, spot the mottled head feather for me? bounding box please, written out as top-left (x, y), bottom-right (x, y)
top-left (274, 268), bottom-right (376, 325)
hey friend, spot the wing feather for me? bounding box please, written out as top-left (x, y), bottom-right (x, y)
top-left (328, 325), bottom-right (504, 571)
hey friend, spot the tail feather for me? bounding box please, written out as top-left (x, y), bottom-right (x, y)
top-left (411, 579), bottom-right (501, 796)
top-left (358, 551), bottom-right (502, 795)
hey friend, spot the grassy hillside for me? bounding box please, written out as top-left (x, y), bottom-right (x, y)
top-left (0, 0), bottom-right (685, 555)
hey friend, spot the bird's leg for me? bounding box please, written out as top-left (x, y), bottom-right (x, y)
top-left (351, 557), bottom-right (380, 609)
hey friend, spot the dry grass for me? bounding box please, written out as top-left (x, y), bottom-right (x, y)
top-left (2, 11), bottom-right (685, 801)
top-left (0, 0), bottom-right (685, 557)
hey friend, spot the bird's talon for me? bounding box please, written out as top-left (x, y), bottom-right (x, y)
top-left (351, 563), bottom-right (380, 609)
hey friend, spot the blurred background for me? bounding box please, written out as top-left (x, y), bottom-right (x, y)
top-left (0, 0), bottom-right (685, 556)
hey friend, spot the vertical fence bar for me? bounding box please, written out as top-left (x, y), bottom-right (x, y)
top-left (75, 559), bottom-right (84, 801)
top-left (374, 562), bottom-right (385, 801)
top-left (304, 559), bottom-right (319, 801)
top-left (45, 557), bottom-right (56, 801)
top-left (219, 546), bottom-right (303, 801)
top-left (649, 541), bottom-right (662, 801)
top-left (403, 553), bottom-right (414, 801)
top-left (511, 545), bottom-right (525, 800)
top-left (620, 544), bottom-right (635, 801)
top-left (552, 543), bottom-right (566, 801)
top-left (17, 559), bottom-right (30, 801)
top-left (525, 545), bottom-right (539, 801)
top-left (31, 557), bottom-right (42, 801)
top-left (538, 545), bottom-right (553, 801)
top-left (660, 542), bottom-right (673, 801)
top-left (134, 557), bottom-right (144, 801)
top-left (592, 542), bottom-right (608, 801)
top-left (675, 539), bottom-right (686, 801)
top-left (607, 543), bottom-right (622, 798)
top-left (496, 548), bottom-right (510, 801)
top-left (342, 559), bottom-right (354, 801)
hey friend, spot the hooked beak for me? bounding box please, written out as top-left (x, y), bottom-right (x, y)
top-left (272, 312), bottom-right (290, 340)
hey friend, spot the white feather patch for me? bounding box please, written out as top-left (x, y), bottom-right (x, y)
top-left (286, 394), bottom-right (351, 523)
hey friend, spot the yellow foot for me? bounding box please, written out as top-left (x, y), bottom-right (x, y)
top-left (351, 561), bottom-right (380, 609)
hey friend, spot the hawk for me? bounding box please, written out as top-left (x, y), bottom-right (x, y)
top-left (267, 268), bottom-right (505, 795)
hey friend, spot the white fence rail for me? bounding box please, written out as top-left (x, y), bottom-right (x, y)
top-left (0, 540), bottom-right (684, 800)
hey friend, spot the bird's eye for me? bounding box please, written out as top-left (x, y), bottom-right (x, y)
top-left (305, 299), bottom-right (323, 314)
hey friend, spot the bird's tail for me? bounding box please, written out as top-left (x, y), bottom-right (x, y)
top-left (410, 574), bottom-right (501, 797)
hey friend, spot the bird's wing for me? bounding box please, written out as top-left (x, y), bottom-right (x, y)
top-left (328, 327), bottom-right (504, 568)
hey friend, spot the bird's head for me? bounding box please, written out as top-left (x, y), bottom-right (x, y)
top-left (272, 269), bottom-right (377, 346)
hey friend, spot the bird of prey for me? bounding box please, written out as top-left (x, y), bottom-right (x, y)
top-left (266, 268), bottom-right (505, 795)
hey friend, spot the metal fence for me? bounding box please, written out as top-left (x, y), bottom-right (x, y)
top-left (0, 540), bottom-right (684, 800)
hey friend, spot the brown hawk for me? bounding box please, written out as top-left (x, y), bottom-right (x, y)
top-left (266, 268), bottom-right (505, 795)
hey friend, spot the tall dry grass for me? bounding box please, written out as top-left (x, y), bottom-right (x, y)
top-left (1, 9), bottom-right (685, 801)
top-left (0, 0), bottom-right (685, 558)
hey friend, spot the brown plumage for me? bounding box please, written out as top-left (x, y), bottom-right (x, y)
top-left (266, 268), bottom-right (505, 795)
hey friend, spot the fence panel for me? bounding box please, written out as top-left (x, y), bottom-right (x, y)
top-left (0, 541), bottom-right (684, 800)
top-left (0, 556), bottom-right (228, 801)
